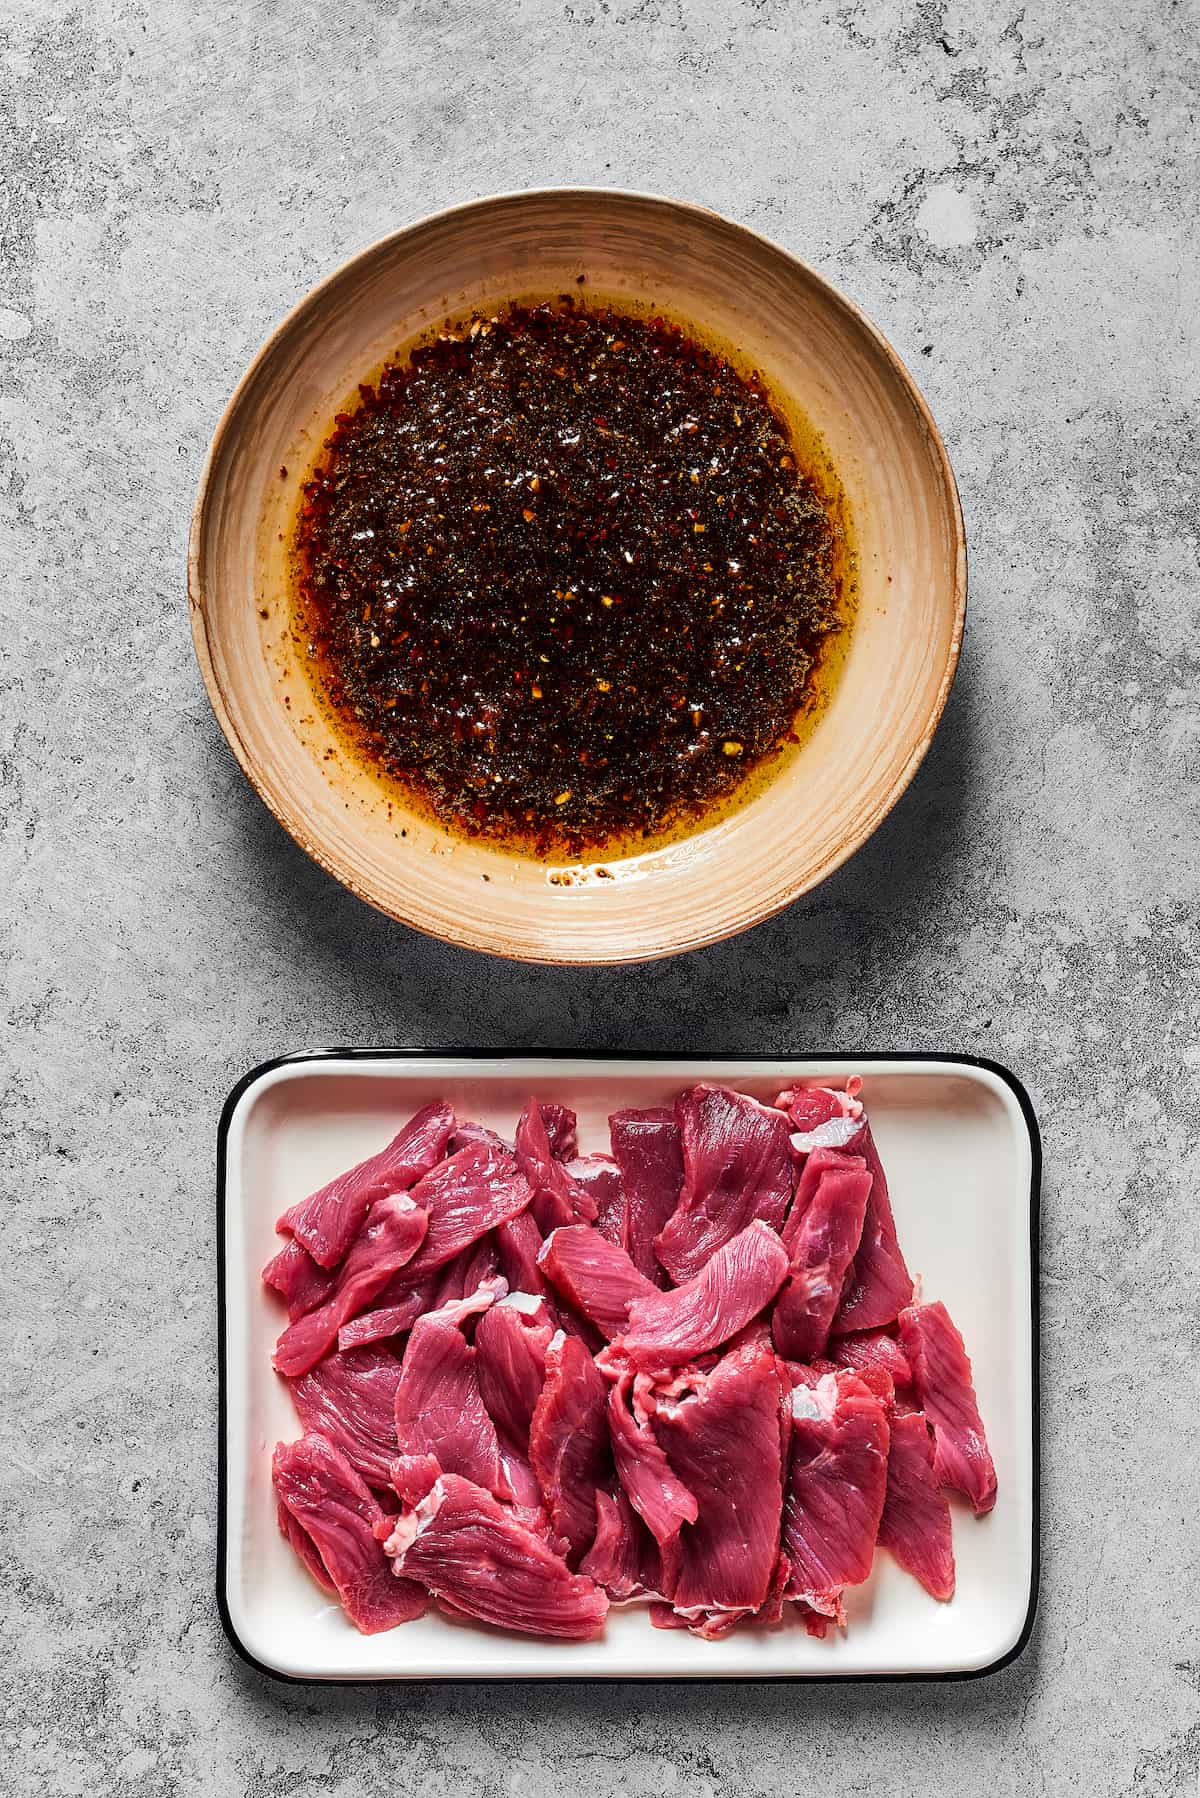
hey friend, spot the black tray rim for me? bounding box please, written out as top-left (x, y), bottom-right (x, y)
top-left (215, 1047), bottom-right (1041, 1688)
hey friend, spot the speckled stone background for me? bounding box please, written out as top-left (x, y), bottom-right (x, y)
top-left (4, 0), bottom-right (1199, 1791)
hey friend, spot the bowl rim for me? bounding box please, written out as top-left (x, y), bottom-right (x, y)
top-left (188, 185), bottom-right (967, 965)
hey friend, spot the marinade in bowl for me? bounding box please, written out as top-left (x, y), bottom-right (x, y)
top-left (291, 298), bottom-right (851, 859)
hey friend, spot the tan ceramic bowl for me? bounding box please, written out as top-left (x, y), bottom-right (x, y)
top-left (190, 189), bottom-right (965, 964)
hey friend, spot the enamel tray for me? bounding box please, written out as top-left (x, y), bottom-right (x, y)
top-left (217, 1052), bottom-right (1039, 1681)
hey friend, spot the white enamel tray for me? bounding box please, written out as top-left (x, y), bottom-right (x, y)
top-left (218, 1053), bottom-right (1039, 1681)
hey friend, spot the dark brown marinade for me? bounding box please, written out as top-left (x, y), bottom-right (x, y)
top-left (292, 299), bottom-right (843, 856)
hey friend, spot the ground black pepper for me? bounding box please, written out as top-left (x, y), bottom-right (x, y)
top-left (291, 299), bottom-right (845, 856)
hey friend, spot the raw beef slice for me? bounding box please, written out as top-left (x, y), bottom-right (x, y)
top-left (474, 1293), bottom-right (555, 1510)
top-left (773, 1150), bottom-right (871, 1362)
top-left (277, 1499), bottom-right (335, 1591)
top-left (609, 1106), bottom-right (684, 1285)
top-left (877, 1409), bottom-right (956, 1600)
top-left (829, 1327), bottom-right (913, 1389)
top-left (515, 1101), bottom-right (597, 1234)
top-left (475, 1295), bottom-right (554, 1446)
top-left (431, 1234), bottom-right (501, 1308)
top-left (579, 1486), bottom-right (657, 1600)
top-left (538, 1102), bottom-right (579, 1161)
top-left (336, 1276), bottom-right (437, 1352)
top-left (898, 1300), bottom-right (997, 1514)
top-left (277, 1099), bottom-right (454, 1267)
top-left (776, 1083), bottom-right (864, 1152)
top-left (607, 1374), bottom-right (698, 1558)
top-left (830, 1122), bottom-right (913, 1332)
top-left (565, 1155), bottom-right (626, 1247)
top-left (493, 1209), bottom-right (560, 1316)
top-left (273, 1196), bottom-right (429, 1377)
top-left (782, 1368), bottom-right (890, 1624)
top-left (655, 1085), bottom-right (792, 1283)
top-left (538, 1223), bottom-right (658, 1340)
top-left (381, 1473), bottom-right (608, 1639)
top-left (392, 1280), bottom-right (510, 1498)
top-left (529, 1330), bottom-right (612, 1566)
top-left (402, 1140), bottom-right (534, 1278)
top-left (287, 1343), bottom-right (404, 1489)
top-left (620, 1220), bottom-right (789, 1371)
top-left (648, 1334), bottom-right (786, 1627)
top-left (273, 1432), bottom-right (425, 1631)
top-left (262, 1238), bottom-right (335, 1320)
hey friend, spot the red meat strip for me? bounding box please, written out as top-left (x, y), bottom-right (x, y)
top-left (759, 1549), bottom-right (793, 1626)
top-left (898, 1301), bottom-right (997, 1514)
top-left (529, 1330), bottom-right (612, 1566)
top-left (380, 1472), bottom-right (609, 1639)
top-left (277, 1099), bottom-right (454, 1268)
top-left (336, 1276), bottom-right (437, 1351)
top-left (449, 1121), bottom-right (511, 1155)
top-left (432, 1233), bottom-right (501, 1307)
top-left (579, 1488), bottom-right (639, 1598)
top-left (778, 1087), bottom-right (914, 1332)
top-left (781, 1143), bottom-right (854, 1253)
top-left (831, 1122), bottom-right (914, 1332)
top-left (842, 1360), bottom-right (897, 1408)
top-left (273, 1433), bottom-right (425, 1631)
top-left (877, 1409), bottom-right (956, 1599)
top-left (475, 1295), bottom-right (554, 1445)
top-left (537, 1223), bottom-right (657, 1340)
top-left (776, 1082), bottom-right (864, 1152)
top-left (608, 1106), bottom-right (682, 1286)
top-left (341, 1224), bottom-right (504, 1352)
top-left (262, 1238), bottom-right (335, 1320)
top-left (539, 1102), bottom-right (578, 1160)
top-left (273, 1196), bottom-right (429, 1377)
top-left (392, 1280), bottom-right (510, 1498)
top-left (390, 1450), bottom-right (442, 1507)
top-left (580, 1485), bottom-right (664, 1600)
top-left (655, 1085), bottom-right (792, 1284)
top-left (647, 1335), bottom-right (786, 1627)
top-left (402, 1140), bottom-right (534, 1279)
top-left (830, 1327), bottom-right (913, 1388)
top-left (566, 1155), bottom-right (626, 1247)
top-left (782, 1367), bottom-right (890, 1624)
top-left (493, 1209), bottom-right (555, 1301)
top-left (607, 1375), bottom-right (697, 1557)
top-left (287, 1344), bottom-right (403, 1488)
top-left (475, 1293), bottom-right (555, 1510)
top-left (515, 1101), bottom-right (597, 1233)
top-left (277, 1499), bottom-right (335, 1591)
top-left (773, 1152), bottom-right (871, 1362)
top-left (648, 1600), bottom-right (688, 1632)
top-left (620, 1220), bottom-right (789, 1372)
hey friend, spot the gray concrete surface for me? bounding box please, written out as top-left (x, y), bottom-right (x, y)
top-left (3, 0), bottom-right (1198, 1792)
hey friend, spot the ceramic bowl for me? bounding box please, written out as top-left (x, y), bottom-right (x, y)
top-left (189, 189), bottom-right (965, 964)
